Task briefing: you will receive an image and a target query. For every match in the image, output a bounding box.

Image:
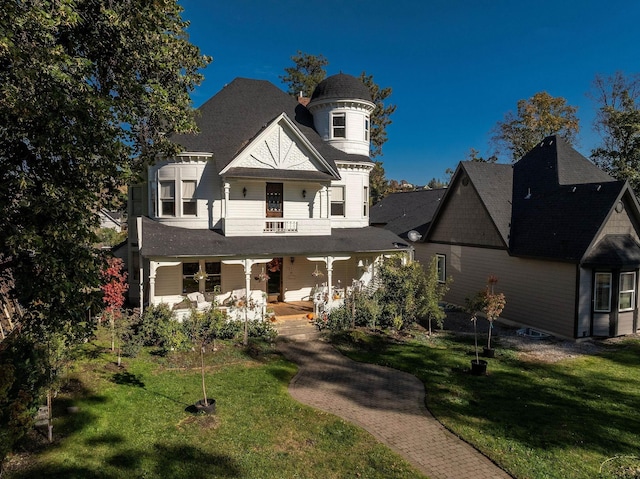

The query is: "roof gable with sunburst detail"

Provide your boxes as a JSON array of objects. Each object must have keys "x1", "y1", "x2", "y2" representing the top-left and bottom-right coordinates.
[{"x1": 220, "y1": 113, "x2": 340, "y2": 180}]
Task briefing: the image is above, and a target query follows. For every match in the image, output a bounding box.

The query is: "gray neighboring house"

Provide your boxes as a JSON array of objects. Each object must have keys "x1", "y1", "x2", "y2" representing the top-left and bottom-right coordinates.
[
  {"x1": 398, "y1": 136, "x2": 640, "y2": 339},
  {"x1": 370, "y1": 188, "x2": 447, "y2": 241}
]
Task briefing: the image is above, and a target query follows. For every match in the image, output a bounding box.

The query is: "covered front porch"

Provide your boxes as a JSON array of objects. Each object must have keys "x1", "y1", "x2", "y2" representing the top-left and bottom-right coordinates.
[{"x1": 135, "y1": 216, "x2": 412, "y2": 320}]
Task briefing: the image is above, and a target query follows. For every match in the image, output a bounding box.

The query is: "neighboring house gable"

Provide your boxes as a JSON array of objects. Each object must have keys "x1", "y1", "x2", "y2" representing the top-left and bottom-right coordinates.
[{"x1": 428, "y1": 163, "x2": 509, "y2": 249}]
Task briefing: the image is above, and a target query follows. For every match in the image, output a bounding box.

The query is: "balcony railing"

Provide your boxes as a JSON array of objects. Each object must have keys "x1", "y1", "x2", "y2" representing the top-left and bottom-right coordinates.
[{"x1": 264, "y1": 220, "x2": 298, "y2": 233}]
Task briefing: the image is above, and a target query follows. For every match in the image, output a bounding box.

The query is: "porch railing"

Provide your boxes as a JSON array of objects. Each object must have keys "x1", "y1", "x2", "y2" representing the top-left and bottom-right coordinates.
[{"x1": 264, "y1": 220, "x2": 298, "y2": 233}]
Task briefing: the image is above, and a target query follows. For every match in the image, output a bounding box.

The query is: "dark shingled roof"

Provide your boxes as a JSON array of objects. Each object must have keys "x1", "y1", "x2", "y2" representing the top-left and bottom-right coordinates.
[
  {"x1": 140, "y1": 217, "x2": 410, "y2": 258},
  {"x1": 370, "y1": 189, "x2": 446, "y2": 239},
  {"x1": 171, "y1": 78, "x2": 370, "y2": 171},
  {"x1": 582, "y1": 235, "x2": 640, "y2": 267},
  {"x1": 461, "y1": 162, "x2": 514, "y2": 245},
  {"x1": 509, "y1": 136, "x2": 622, "y2": 260},
  {"x1": 310, "y1": 73, "x2": 372, "y2": 103}
]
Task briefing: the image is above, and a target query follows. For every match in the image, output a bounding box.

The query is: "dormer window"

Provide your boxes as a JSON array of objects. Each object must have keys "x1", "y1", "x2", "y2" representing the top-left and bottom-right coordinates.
[
  {"x1": 332, "y1": 113, "x2": 346, "y2": 138},
  {"x1": 160, "y1": 181, "x2": 175, "y2": 216},
  {"x1": 364, "y1": 118, "x2": 370, "y2": 141}
]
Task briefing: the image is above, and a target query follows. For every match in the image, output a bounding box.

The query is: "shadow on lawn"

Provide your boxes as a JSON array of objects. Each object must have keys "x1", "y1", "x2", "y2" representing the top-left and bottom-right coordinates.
[{"x1": 10, "y1": 443, "x2": 242, "y2": 479}]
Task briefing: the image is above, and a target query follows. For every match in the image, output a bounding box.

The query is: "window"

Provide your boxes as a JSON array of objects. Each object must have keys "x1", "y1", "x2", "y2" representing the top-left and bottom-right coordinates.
[
  {"x1": 594, "y1": 272, "x2": 612, "y2": 312},
  {"x1": 364, "y1": 118, "x2": 370, "y2": 141},
  {"x1": 332, "y1": 113, "x2": 345, "y2": 138},
  {"x1": 331, "y1": 186, "x2": 345, "y2": 216},
  {"x1": 160, "y1": 181, "x2": 175, "y2": 217},
  {"x1": 183, "y1": 262, "x2": 199, "y2": 294},
  {"x1": 205, "y1": 262, "x2": 222, "y2": 292},
  {"x1": 363, "y1": 186, "x2": 368, "y2": 217},
  {"x1": 436, "y1": 254, "x2": 446, "y2": 283},
  {"x1": 182, "y1": 180, "x2": 197, "y2": 216},
  {"x1": 619, "y1": 272, "x2": 636, "y2": 312}
]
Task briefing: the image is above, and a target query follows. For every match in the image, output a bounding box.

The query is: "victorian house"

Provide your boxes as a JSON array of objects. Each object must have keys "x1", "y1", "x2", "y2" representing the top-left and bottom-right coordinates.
[{"x1": 127, "y1": 74, "x2": 410, "y2": 318}]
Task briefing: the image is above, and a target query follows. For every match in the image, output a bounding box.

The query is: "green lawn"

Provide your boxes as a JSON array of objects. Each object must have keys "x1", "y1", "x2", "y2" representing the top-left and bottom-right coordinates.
[
  {"x1": 332, "y1": 330, "x2": 640, "y2": 479},
  {"x1": 6, "y1": 337, "x2": 424, "y2": 479}
]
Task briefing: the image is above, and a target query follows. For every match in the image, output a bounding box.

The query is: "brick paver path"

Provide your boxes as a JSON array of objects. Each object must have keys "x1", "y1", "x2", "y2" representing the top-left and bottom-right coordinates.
[{"x1": 278, "y1": 340, "x2": 512, "y2": 479}]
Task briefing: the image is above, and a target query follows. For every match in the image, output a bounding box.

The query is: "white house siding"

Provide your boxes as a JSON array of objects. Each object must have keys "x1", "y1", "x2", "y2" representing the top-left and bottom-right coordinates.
[
  {"x1": 149, "y1": 158, "x2": 216, "y2": 229},
  {"x1": 416, "y1": 243, "x2": 578, "y2": 339},
  {"x1": 331, "y1": 164, "x2": 371, "y2": 228},
  {"x1": 429, "y1": 179, "x2": 504, "y2": 248},
  {"x1": 309, "y1": 103, "x2": 371, "y2": 156}
]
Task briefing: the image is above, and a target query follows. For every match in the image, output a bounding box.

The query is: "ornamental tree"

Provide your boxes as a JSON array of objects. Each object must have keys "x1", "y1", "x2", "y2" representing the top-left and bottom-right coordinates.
[{"x1": 101, "y1": 257, "x2": 128, "y2": 352}]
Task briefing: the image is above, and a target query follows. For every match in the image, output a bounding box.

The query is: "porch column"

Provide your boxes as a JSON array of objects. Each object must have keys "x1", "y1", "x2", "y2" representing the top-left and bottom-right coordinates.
[
  {"x1": 223, "y1": 182, "x2": 230, "y2": 218},
  {"x1": 307, "y1": 255, "x2": 351, "y2": 299},
  {"x1": 222, "y1": 258, "x2": 273, "y2": 346},
  {"x1": 149, "y1": 261, "x2": 157, "y2": 307}
]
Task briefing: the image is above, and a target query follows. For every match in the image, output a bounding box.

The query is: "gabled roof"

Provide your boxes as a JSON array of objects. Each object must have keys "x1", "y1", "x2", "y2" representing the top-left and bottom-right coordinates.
[
  {"x1": 139, "y1": 217, "x2": 409, "y2": 258},
  {"x1": 510, "y1": 136, "x2": 623, "y2": 260},
  {"x1": 370, "y1": 189, "x2": 446, "y2": 239},
  {"x1": 460, "y1": 162, "x2": 513, "y2": 245},
  {"x1": 171, "y1": 78, "x2": 370, "y2": 172},
  {"x1": 582, "y1": 235, "x2": 640, "y2": 267}
]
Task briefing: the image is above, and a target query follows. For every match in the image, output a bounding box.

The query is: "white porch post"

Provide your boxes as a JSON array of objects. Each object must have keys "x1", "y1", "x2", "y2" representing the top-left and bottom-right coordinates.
[
  {"x1": 149, "y1": 261, "x2": 157, "y2": 307},
  {"x1": 222, "y1": 257, "x2": 273, "y2": 346},
  {"x1": 223, "y1": 182, "x2": 230, "y2": 218},
  {"x1": 325, "y1": 186, "x2": 331, "y2": 219},
  {"x1": 327, "y1": 256, "x2": 334, "y2": 299}
]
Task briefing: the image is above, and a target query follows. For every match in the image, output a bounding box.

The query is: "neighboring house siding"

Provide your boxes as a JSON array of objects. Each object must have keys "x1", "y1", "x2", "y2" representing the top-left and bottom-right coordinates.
[
  {"x1": 594, "y1": 195, "x2": 640, "y2": 245},
  {"x1": 429, "y1": 179, "x2": 504, "y2": 247},
  {"x1": 618, "y1": 310, "x2": 635, "y2": 335},
  {"x1": 416, "y1": 243, "x2": 577, "y2": 338}
]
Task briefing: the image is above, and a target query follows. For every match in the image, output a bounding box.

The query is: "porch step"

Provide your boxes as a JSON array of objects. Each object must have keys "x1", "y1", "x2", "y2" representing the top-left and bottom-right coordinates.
[{"x1": 275, "y1": 317, "x2": 321, "y2": 342}]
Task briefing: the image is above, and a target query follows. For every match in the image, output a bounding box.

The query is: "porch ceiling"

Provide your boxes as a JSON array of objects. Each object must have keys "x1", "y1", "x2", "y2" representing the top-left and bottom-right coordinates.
[{"x1": 139, "y1": 216, "x2": 410, "y2": 258}]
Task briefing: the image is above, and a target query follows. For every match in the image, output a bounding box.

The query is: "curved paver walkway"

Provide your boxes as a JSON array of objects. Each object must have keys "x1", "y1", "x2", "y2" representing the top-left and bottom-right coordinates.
[{"x1": 277, "y1": 340, "x2": 512, "y2": 479}]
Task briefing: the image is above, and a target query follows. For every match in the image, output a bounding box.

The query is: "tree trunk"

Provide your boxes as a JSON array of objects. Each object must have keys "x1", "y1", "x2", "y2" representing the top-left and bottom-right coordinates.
[
  {"x1": 200, "y1": 345, "x2": 208, "y2": 407},
  {"x1": 487, "y1": 321, "x2": 493, "y2": 350}
]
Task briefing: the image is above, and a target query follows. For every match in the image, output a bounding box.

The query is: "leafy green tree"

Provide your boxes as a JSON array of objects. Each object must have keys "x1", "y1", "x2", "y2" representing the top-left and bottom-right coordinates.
[
  {"x1": 369, "y1": 161, "x2": 389, "y2": 204},
  {"x1": 423, "y1": 256, "x2": 450, "y2": 335},
  {"x1": 359, "y1": 72, "x2": 397, "y2": 158},
  {"x1": 280, "y1": 50, "x2": 329, "y2": 97},
  {"x1": 0, "y1": 1, "x2": 209, "y2": 344},
  {"x1": 492, "y1": 92, "x2": 580, "y2": 162},
  {"x1": 465, "y1": 148, "x2": 498, "y2": 163},
  {"x1": 426, "y1": 178, "x2": 447, "y2": 189},
  {"x1": 590, "y1": 72, "x2": 640, "y2": 194},
  {"x1": 0, "y1": 1, "x2": 208, "y2": 461}
]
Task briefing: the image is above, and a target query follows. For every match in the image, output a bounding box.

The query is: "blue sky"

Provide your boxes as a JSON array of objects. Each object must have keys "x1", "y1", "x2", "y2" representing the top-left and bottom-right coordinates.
[{"x1": 181, "y1": 0, "x2": 640, "y2": 185}]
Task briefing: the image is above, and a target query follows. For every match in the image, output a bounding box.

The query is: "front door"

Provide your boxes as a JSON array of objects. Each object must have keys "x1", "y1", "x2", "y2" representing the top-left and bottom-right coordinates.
[
  {"x1": 266, "y1": 258, "x2": 282, "y2": 302},
  {"x1": 266, "y1": 183, "x2": 283, "y2": 218}
]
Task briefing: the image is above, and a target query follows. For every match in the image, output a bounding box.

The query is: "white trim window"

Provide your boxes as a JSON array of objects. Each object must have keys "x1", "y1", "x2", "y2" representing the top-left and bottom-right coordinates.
[
  {"x1": 160, "y1": 181, "x2": 175, "y2": 217},
  {"x1": 364, "y1": 118, "x2": 370, "y2": 141},
  {"x1": 436, "y1": 254, "x2": 446, "y2": 283},
  {"x1": 183, "y1": 262, "x2": 200, "y2": 294},
  {"x1": 332, "y1": 113, "x2": 346, "y2": 138},
  {"x1": 594, "y1": 272, "x2": 612, "y2": 312},
  {"x1": 330, "y1": 186, "x2": 345, "y2": 216},
  {"x1": 182, "y1": 180, "x2": 197, "y2": 216},
  {"x1": 619, "y1": 272, "x2": 636, "y2": 312}
]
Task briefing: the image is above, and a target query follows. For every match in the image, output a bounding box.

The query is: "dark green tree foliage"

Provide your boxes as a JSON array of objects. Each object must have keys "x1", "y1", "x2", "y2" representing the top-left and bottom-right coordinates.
[
  {"x1": 590, "y1": 72, "x2": 640, "y2": 194},
  {"x1": 280, "y1": 50, "x2": 328, "y2": 97},
  {"x1": 369, "y1": 161, "x2": 389, "y2": 204},
  {"x1": 0, "y1": 1, "x2": 209, "y2": 341},
  {"x1": 359, "y1": 72, "x2": 397, "y2": 159},
  {"x1": 492, "y1": 92, "x2": 580, "y2": 162},
  {"x1": 465, "y1": 148, "x2": 498, "y2": 163},
  {"x1": 0, "y1": 1, "x2": 208, "y2": 462}
]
